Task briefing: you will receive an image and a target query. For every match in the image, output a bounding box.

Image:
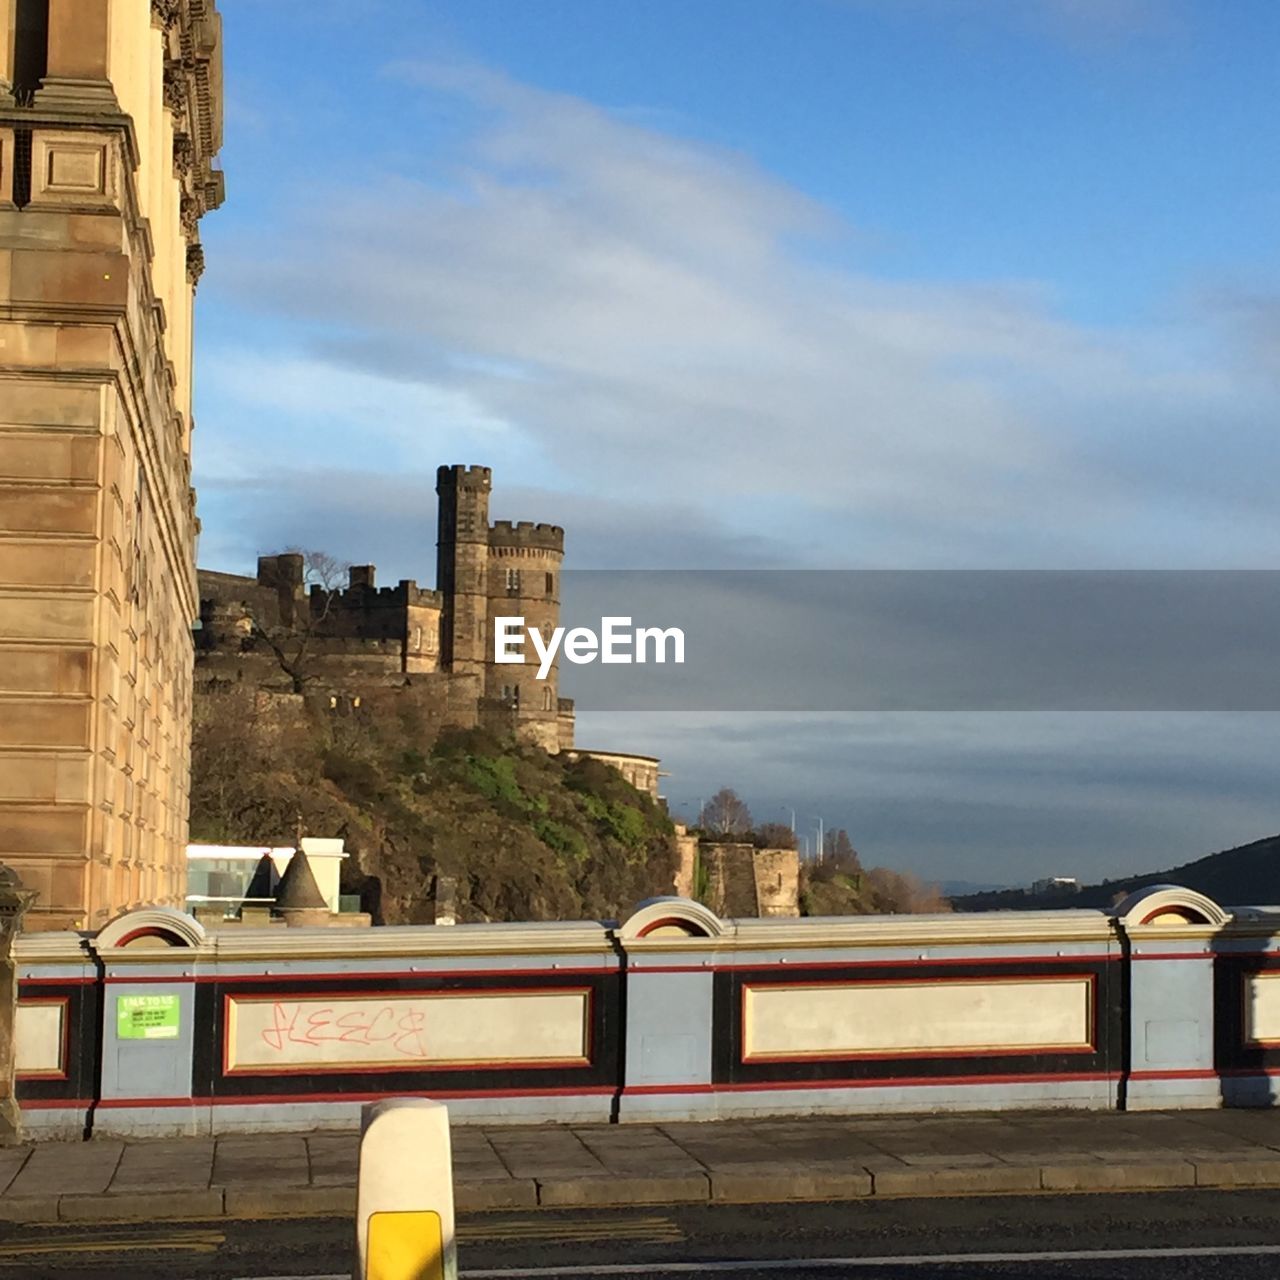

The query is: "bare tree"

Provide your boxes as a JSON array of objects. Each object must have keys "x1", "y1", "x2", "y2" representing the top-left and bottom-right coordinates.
[
  {"x1": 823, "y1": 828, "x2": 860, "y2": 867},
  {"x1": 864, "y1": 866, "x2": 951, "y2": 915},
  {"x1": 245, "y1": 547, "x2": 349, "y2": 694},
  {"x1": 753, "y1": 821, "x2": 798, "y2": 850},
  {"x1": 699, "y1": 787, "x2": 753, "y2": 837}
]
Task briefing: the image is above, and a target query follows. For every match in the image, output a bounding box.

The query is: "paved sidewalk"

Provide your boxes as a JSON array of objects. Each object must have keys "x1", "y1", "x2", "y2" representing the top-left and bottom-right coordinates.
[{"x1": 4, "y1": 1109, "x2": 1280, "y2": 1223}]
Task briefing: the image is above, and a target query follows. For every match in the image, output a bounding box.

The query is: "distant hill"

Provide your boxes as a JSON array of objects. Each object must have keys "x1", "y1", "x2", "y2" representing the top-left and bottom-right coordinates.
[
  {"x1": 953, "y1": 833, "x2": 1280, "y2": 913},
  {"x1": 941, "y1": 879, "x2": 1010, "y2": 897}
]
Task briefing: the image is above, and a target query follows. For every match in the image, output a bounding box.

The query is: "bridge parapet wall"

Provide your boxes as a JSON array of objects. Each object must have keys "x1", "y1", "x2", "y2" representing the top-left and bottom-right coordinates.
[{"x1": 11, "y1": 887, "x2": 1275, "y2": 1137}]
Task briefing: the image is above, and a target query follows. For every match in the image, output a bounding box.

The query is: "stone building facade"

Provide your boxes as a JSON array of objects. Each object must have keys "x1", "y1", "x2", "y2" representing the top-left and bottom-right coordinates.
[
  {"x1": 563, "y1": 750, "x2": 662, "y2": 799},
  {"x1": 0, "y1": 1, "x2": 223, "y2": 929},
  {"x1": 196, "y1": 464, "x2": 576, "y2": 753}
]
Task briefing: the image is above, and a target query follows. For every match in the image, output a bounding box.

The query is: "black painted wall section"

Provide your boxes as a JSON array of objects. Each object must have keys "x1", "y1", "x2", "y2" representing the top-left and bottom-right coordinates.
[{"x1": 711, "y1": 959, "x2": 1125, "y2": 1087}]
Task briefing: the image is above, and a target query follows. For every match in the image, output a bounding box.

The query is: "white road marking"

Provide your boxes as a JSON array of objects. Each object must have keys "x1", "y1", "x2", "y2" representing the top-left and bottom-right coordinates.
[{"x1": 233, "y1": 1241, "x2": 1280, "y2": 1280}]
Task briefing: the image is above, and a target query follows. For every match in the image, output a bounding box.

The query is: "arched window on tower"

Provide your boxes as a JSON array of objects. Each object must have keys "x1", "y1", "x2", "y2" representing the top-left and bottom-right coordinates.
[{"x1": 542, "y1": 686, "x2": 553, "y2": 711}]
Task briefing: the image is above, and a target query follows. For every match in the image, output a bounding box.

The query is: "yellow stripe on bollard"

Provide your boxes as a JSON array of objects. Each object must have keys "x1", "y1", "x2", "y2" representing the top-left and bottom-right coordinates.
[{"x1": 366, "y1": 1209, "x2": 444, "y2": 1280}]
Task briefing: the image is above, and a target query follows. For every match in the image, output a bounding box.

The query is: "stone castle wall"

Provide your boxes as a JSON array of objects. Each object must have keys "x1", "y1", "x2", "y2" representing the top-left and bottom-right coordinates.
[
  {"x1": 698, "y1": 841, "x2": 800, "y2": 918},
  {"x1": 753, "y1": 847, "x2": 801, "y2": 918},
  {"x1": 197, "y1": 465, "x2": 574, "y2": 752}
]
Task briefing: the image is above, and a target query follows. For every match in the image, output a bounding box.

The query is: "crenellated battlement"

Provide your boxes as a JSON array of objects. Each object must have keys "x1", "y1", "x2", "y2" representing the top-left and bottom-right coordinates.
[
  {"x1": 310, "y1": 579, "x2": 443, "y2": 611},
  {"x1": 488, "y1": 520, "x2": 565, "y2": 552},
  {"x1": 436, "y1": 463, "x2": 493, "y2": 492}
]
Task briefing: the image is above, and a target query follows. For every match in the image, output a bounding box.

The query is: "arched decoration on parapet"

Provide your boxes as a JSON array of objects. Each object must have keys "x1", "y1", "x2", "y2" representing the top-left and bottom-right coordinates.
[
  {"x1": 95, "y1": 906, "x2": 207, "y2": 950},
  {"x1": 617, "y1": 897, "x2": 726, "y2": 940},
  {"x1": 1112, "y1": 885, "x2": 1230, "y2": 929}
]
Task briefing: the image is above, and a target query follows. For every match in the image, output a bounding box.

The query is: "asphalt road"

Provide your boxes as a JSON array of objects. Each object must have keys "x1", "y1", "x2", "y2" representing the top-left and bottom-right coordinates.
[{"x1": 4, "y1": 1189, "x2": 1280, "y2": 1279}]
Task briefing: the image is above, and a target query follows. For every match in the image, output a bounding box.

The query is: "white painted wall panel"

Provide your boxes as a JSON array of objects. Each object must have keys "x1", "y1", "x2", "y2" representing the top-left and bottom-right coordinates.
[
  {"x1": 15, "y1": 1000, "x2": 64, "y2": 1076},
  {"x1": 743, "y1": 977, "x2": 1092, "y2": 1060},
  {"x1": 1243, "y1": 971, "x2": 1280, "y2": 1044},
  {"x1": 225, "y1": 990, "x2": 590, "y2": 1071}
]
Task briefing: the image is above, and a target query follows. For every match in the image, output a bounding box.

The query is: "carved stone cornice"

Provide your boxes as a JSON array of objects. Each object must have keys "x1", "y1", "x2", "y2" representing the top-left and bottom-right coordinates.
[
  {"x1": 180, "y1": 193, "x2": 200, "y2": 239},
  {"x1": 160, "y1": 2, "x2": 224, "y2": 252},
  {"x1": 172, "y1": 132, "x2": 194, "y2": 179},
  {"x1": 162, "y1": 64, "x2": 187, "y2": 120},
  {"x1": 172, "y1": 1, "x2": 224, "y2": 171},
  {"x1": 186, "y1": 242, "x2": 206, "y2": 286},
  {"x1": 151, "y1": 0, "x2": 181, "y2": 30}
]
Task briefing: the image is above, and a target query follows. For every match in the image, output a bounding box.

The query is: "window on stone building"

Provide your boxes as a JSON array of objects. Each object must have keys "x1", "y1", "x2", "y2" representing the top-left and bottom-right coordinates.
[
  {"x1": 542, "y1": 686, "x2": 553, "y2": 711},
  {"x1": 545, "y1": 572, "x2": 555, "y2": 595},
  {"x1": 13, "y1": 0, "x2": 48, "y2": 109},
  {"x1": 506, "y1": 567, "x2": 520, "y2": 595},
  {"x1": 413, "y1": 626, "x2": 422, "y2": 651}
]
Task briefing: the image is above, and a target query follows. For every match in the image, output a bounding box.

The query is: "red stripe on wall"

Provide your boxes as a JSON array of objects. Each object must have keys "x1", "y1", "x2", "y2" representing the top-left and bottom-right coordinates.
[
  {"x1": 1127, "y1": 1069, "x2": 1220, "y2": 1081},
  {"x1": 87, "y1": 1084, "x2": 619, "y2": 1109},
  {"x1": 625, "y1": 1071, "x2": 1118, "y2": 1096}
]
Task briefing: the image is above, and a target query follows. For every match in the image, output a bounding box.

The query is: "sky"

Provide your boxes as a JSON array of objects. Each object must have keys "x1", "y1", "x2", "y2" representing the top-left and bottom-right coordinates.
[{"x1": 195, "y1": 0, "x2": 1280, "y2": 889}]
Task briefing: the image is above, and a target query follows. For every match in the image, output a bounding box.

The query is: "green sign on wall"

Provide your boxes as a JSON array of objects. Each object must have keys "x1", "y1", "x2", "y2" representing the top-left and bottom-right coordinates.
[{"x1": 116, "y1": 993, "x2": 180, "y2": 1040}]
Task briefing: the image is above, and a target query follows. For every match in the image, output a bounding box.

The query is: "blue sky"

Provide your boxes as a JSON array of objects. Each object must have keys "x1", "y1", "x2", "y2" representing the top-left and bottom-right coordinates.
[{"x1": 194, "y1": 1, "x2": 1280, "y2": 887}]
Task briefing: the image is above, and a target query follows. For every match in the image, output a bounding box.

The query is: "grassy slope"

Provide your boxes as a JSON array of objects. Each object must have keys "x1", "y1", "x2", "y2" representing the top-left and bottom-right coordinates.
[{"x1": 190, "y1": 689, "x2": 677, "y2": 924}]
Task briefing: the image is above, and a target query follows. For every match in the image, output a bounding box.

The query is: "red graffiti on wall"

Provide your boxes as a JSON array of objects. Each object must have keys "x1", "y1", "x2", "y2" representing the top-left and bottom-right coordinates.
[{"x1": 258, "y1": 1001, "x2": 429, "y2": 1059}]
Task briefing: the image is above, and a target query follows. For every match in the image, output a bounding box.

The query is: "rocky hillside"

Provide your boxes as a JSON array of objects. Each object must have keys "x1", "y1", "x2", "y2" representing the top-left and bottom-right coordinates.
[{"x1": 190, "y1": 687, "x2": 677, "y2": 924}]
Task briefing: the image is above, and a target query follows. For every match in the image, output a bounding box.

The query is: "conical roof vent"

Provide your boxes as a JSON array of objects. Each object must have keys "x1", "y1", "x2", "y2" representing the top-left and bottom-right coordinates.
[
  {"x1": 243, "y1": 853, "x2": 276, "y2": 903},
  {"x1": 274, "y1": 848, "x2": 328, "y2": 912}
]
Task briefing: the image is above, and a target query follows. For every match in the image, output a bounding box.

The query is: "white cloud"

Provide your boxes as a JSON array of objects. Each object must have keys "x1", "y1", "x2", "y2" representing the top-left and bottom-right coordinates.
[
  {"x1": 195, "y1": 347, "x2": 539, "y2": 481},
  {"x1": 205, "y1": 60, "x2": 1279, "y2": 568}
]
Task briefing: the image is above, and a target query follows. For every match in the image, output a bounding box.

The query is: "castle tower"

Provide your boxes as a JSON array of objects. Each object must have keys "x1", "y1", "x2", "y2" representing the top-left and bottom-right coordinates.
[
  {"x1": 486, "y1": 520, "x2": 564, "y2": 753},
  {"x1": 0, "y1": 2, "x2": 224, "y2": 928},
  {"x1": 436, "y1": 465, "x2": 492, "y2": 679}
]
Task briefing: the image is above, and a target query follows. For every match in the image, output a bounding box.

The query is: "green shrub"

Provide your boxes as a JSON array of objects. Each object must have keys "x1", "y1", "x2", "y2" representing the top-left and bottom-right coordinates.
[
  {"x1": 322, "y1": 750, "x2": 383, "y2": 799},
  {"x1": 453, "y1": 754, "x2": 525, "y2": 810},
  {"x1": 534, "y1": 818, "x2": 588, "y2": 861}
]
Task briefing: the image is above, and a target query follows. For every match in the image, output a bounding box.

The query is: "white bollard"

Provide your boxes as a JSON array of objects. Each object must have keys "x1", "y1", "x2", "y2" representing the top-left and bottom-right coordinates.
[{"x1": 354, "y1": 1097, "x2": 458, "y2": 1280}]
